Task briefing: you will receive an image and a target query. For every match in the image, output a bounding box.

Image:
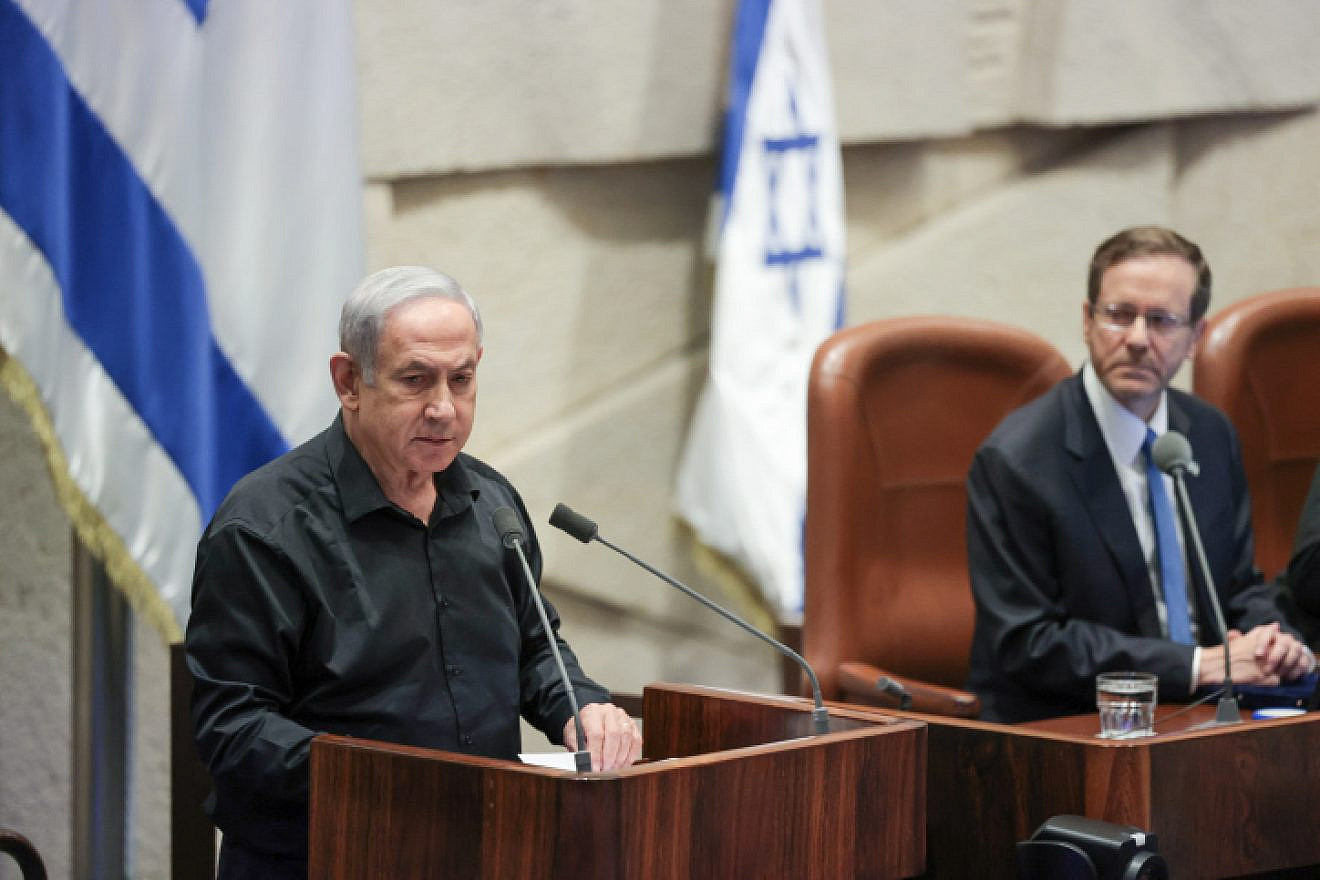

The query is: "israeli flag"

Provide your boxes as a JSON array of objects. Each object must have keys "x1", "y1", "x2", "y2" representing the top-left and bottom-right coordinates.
[
  {"x1": 676, "y1": 0, "x2": 845, "y2": 613},
  {"x1": 0, "y1": 0, "x2": 364, "y2": 638}
]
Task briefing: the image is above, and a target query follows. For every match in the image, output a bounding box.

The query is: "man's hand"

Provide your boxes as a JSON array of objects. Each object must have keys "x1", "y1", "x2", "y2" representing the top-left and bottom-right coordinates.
[
  {"x1": 1197, "y1": 624, "x2": 1316, "y2": 687},
  {"x1": 1248, "y1": 622, "x2": 1316, "y2": 681},
  {"x1": 562, "y1": 702, "x2": 643, "y2": 771}
]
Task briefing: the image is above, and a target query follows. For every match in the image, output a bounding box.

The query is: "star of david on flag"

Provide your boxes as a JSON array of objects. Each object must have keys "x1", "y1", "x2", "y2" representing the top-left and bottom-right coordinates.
[{"x1": 677, "y1": 0, "x2": 845, "y2": 613}]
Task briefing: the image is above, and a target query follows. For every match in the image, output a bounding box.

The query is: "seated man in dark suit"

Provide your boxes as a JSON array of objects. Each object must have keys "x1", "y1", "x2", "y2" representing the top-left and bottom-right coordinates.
[
  {"x1": 966, "y1": 226, "x2": 1315, "y2": 723},
  {"x1": 1284, "y1": 462, "x2": 1320, "y2": 647}
]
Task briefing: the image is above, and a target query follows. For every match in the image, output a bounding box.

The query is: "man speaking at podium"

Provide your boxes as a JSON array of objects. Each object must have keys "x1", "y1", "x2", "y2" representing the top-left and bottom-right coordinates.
[
  {"x1": 966, "y1": 226, "x2": 1315, "y2": 723},
  {"x1": 185, "y1": 266, "x2": 642, "y2": 878}
]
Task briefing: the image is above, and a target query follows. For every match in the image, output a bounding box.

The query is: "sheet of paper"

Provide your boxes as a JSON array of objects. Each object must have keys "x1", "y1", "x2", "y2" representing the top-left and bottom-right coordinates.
[{"x1": 518, "y1": 752, "x2": 581, "y2": 771}]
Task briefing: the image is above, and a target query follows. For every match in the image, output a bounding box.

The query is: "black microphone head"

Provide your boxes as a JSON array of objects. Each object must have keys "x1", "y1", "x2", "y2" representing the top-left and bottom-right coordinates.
[
  {"x1": 492, "y1": 506, "x2": 524, "y2": 549},
  {"x1": 1152, "y1": 430, "x2": 1195, "y2": 475},
  {"x1": 549, "y1": 503, "x2": 597, "y2": 543}
]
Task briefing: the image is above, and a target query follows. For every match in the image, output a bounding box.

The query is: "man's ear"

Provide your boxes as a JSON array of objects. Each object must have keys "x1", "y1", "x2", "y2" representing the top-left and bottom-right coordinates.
[
  {"x1": 1186, "y1": 318, "x2": 1208, "y2": 360},
  {"x1": 329, "y1": 352, "x2": 361, "y2": 411}
]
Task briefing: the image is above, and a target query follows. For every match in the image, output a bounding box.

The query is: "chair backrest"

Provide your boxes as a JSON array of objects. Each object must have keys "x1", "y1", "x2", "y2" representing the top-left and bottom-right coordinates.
[
  {"x1": 1193, "y1": 287, "x2": 1320, "y2": 579},
  {"x1": 803, "y1": 316, "x2": 1072, "y2": 698},
  {"x1": 0, "y1": 829, "x2": 47, "y2": 880}
]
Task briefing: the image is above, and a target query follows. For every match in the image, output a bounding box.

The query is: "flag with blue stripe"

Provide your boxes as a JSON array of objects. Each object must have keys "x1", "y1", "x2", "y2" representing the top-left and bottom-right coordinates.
[
  {"x1": 0, "y1": 0, "x2": 363, "y2": 638},
  {"x1": 676, "y1": 0, "x2": 845, "y2": 613}
]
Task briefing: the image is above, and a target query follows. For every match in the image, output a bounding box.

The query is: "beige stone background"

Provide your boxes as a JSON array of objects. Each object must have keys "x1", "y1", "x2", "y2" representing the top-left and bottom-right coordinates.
[{"x1": 4, "y1": 1, "x2": 1320, "y2": 876}]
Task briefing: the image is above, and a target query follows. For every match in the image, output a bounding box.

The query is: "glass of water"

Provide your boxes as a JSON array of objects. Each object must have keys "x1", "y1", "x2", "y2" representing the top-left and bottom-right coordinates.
[{"x1": 1096, "y1": 672, "x2": 1157, "y2": 738}]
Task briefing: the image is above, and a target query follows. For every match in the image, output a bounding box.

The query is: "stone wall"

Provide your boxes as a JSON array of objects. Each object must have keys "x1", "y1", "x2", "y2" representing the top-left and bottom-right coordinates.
[
  {"x1": 3, "y1": 2, "x2": 1319, "y2": 874},
  {"x1": 0, "y1": 358, "x2": 73, "y2": 879}
]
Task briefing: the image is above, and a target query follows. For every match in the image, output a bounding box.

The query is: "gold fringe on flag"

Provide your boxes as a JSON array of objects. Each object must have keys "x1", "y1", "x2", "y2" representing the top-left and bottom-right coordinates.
[
  {"x1": 672, "y1": 516, "x2": 785, "y2": 638},
  {"x1": 0, "y1": 349, "x2": 183, "y2": 643}
]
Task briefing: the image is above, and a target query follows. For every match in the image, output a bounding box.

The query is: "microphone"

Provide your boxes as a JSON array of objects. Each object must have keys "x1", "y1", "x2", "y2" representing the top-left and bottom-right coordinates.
[
  {"x1": 874, "y1": 676, "x2": 915, "y2": 711},
  {"x1": 492, "y1": 506, "x2": 593, "y2": 771},
  {"x1": 1151, "y1": 430, "x2": 1200, "y2": 478},
  {"x1": 549, "y1": 503, "x2": 832, "y2": 735},
  {"x1": 1151, "y1": 430, "x2": 1240, "y2": 726}
]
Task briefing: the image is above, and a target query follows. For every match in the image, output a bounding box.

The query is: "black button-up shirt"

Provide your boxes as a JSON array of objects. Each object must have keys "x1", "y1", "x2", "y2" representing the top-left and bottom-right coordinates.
[{"x1": 185, "y1": 414, "x2": 608, "y2": 864}]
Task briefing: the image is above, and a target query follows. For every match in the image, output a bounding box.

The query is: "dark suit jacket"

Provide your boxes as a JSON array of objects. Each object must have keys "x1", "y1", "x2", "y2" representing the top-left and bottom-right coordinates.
[
  {"x1": 966, "y1": 372, "x2": 1296, "y2": 722},
  {"x1": 1285, "y1": 463, "x2": 1320, "y2": 644}
]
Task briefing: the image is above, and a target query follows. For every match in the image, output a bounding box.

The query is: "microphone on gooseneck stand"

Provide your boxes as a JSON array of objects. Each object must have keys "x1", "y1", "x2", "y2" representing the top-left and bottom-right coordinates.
[
  {"x1": 1151, "y1": 430, "x2": 1241, "y2": 726},
  {"x1": 492, "y1": 506, "x2": 593, "y2": 771},
  {"x1": 548, "y1": 502, "x2": 832, "y2": 735},
  {"x1": 874, "y1": 676, "x2": 914, "y2": 711}
]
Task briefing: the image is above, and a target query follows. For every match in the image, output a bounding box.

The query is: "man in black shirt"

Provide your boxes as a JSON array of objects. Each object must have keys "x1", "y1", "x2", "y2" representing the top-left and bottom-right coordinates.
[{"x1": 186, "y1": 266, "x2": 642, "y2": 878}]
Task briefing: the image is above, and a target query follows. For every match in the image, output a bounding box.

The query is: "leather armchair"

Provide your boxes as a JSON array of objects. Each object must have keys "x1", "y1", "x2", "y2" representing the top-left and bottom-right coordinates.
[
  {"x1": 1193, "y1": 287, "x2": 1320, "y2": 579},
  {"x1": 803, "y1": 316, "x2": 1071, "y2": 716},
  {"x1": 0, "y1": 829, "x2": 46, "y2": 880}
]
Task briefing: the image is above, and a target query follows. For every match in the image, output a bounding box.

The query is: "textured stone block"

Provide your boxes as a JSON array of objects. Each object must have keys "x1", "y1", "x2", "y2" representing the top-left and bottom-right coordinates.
[
  {"x1": 1015, "y1": 1, "x2": 1320, "y2": 125},
  {"x1": 495, "y1": 352, "x2": 714, "y2": 620},
  {"x1": 847, "y1": 125, "x2": 1176, "y2": 370},
  {"x1": 356, "y1": 0, "x2": 981, "y2": 176},
  {"x1": 357, "y1": 1, "x2": 1320, "y2": 175},
  {"x1": 829, "y1": 0, "x2": 973, "y2": 142},
  {"x1": 356, "y1": 0, "x2": 733, "y2": 175},
  {"x1": 0, "y1": 376, "x2": 73, "y2": 879},
  {"x1": 843, "y1": 126, "x2": 1096, "y2": 256},
  {"x1": 1173, "y1": 108, "x2": 1320, "y2": 305},
  {"x1": 366, "y1": 159, "x2": 714, "y2": 454}
]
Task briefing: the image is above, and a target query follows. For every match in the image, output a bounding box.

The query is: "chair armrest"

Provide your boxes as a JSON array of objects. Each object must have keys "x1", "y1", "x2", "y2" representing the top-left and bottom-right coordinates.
[{"x1": 837, "y1": 660, "x2": 981, "y2": 718}]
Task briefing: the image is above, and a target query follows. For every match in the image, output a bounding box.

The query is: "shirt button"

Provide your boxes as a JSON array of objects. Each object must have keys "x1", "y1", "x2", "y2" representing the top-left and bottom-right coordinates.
[
  {"x1": 448, "y1": 665, "x2": 461, "y2": 676},
  {"x1": 463, "y1": 735, "x2": 473, "y2": 746}
]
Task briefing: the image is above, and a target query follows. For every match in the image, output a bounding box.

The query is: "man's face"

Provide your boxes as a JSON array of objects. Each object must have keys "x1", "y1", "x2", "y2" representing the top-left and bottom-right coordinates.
[
  {"x1": 339, "y1": 297, "x2": 481, "y2": 480},
  {"x1": 1082, "y1": 254, "x2": 1205, "y2": 421}
]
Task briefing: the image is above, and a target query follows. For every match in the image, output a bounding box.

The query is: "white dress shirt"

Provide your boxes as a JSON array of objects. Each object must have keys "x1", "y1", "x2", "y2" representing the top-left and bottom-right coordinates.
[{"x1": 1081, "y1": 362, "x2": 1203, "y2": 686}]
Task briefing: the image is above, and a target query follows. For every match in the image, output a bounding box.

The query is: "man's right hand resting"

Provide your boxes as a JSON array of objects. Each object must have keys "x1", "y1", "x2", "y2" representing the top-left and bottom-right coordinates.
[{"x1": 1196, "y1": 622, "x2": 1315, "y2": 687}]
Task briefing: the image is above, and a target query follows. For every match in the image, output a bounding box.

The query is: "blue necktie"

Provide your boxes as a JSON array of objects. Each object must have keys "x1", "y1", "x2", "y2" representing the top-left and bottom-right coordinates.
[{"x1": 1143, "y1": 428, "x2": 1193, "y2": 644}]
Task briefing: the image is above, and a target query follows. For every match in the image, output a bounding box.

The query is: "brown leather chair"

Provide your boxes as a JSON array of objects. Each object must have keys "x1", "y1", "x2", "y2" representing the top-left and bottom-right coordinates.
[
  {"x1": 803, "y1": 316, "x2": 1072, "y2": 716},
  {"x1": 1193, "y1": 287, "x2": 1320, "y2": 579},
  {"x1": 0, "y1": 829, "x2": 47, "y2": 880}
]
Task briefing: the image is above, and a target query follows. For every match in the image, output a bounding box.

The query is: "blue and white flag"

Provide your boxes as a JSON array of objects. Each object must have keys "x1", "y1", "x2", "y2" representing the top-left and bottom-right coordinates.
[
  {"x1": 676, "y1": 0, "x2": 845, "y2": 613},
  {"x1": 0, "y1": 0, "x2": 363, "y2": 639}
]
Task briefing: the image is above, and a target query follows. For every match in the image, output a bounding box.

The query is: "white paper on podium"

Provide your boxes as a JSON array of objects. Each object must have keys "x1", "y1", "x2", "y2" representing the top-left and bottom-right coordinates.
[{"x1": 518, "y1": 752, "x2": 581, "y2": 771}]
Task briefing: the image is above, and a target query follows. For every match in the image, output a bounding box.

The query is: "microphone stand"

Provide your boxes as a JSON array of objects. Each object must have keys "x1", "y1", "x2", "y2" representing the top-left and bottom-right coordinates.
[
  {"x1": 1167, "y1": 467, "x2": 1241, "y2": 726},
  {"x1": 551, "y1": 504, "x2": 830, "y2": 735},
  {"x1": 495, "y1": 508, "x2": 593, "y2": 771}
]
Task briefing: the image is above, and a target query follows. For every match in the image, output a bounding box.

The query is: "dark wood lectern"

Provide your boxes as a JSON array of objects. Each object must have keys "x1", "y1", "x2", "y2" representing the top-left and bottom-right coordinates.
[
  {"x1": 308, "y1": 684, "x2": 926, "y2": 879},
  {"x1": 911, "y1": 705, "x2": 1320, "y2": 878}
]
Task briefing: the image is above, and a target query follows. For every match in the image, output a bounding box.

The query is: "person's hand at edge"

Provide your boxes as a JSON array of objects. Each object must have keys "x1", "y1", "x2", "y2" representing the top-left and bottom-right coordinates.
[{"x1": 562, "y1": 702, "x2": 643, "y2": 771}]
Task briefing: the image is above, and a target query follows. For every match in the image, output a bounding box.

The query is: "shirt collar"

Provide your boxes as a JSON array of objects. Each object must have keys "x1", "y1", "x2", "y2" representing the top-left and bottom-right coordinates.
[
  {"x1": 1081, "y1": 361, "x2": 1169, "y2": 466},
  {"x1": 432, "y1": 450, "x2": 478, "y2": 521},
  {"x1": 327, "y1": 413, "x2": 479, "y2": 523}
]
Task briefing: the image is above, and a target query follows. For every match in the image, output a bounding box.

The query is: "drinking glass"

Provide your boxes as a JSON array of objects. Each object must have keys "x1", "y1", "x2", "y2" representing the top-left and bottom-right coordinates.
[{"x1": 1096, "y1": 672, "x2": 1157, "y2": 738}]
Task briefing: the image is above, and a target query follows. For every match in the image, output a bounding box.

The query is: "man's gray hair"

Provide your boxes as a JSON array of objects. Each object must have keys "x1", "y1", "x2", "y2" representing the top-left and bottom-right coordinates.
[{"x1": 339, "y1": 266, "x2": 484, "y2": 385}]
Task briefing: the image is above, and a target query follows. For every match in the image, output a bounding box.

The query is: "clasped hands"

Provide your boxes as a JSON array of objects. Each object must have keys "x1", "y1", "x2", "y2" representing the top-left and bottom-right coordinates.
[
  {"x1": 1196, "y1": 622, "x2": 1317, "y2": 688},
  {"x1": 561, "y1": 702, "x2": 644, "y2": 771}
]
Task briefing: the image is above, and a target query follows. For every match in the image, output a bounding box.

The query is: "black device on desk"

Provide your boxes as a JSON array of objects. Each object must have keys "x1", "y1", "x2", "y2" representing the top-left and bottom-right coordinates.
[{"x1": 1232, "y1": 670, "x2": 1320, "y2": 712}]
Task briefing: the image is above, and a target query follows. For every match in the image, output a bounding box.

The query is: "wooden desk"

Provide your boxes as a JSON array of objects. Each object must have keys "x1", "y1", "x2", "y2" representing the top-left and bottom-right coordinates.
[
  {"x1": 310, "y1": 684, "x2": 927, "y2": 879},
  {"x1": 898, "y1": 704, "x2": 1320, "y2": 878}
]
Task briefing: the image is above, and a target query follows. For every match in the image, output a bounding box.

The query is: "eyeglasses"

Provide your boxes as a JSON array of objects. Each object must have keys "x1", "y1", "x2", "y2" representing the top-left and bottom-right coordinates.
[{"x1": 1090, "y1": 303, "x2": 1193, "y2": 336}]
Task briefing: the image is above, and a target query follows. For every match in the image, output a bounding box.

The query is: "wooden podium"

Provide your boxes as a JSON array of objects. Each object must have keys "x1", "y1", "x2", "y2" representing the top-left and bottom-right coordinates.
[
  {"x1": 908, "y1": 704, "x2": 1320, "y2": 878},
  {"x1": 308, "y1": 684, "x2": 926, "y2": 879}
]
